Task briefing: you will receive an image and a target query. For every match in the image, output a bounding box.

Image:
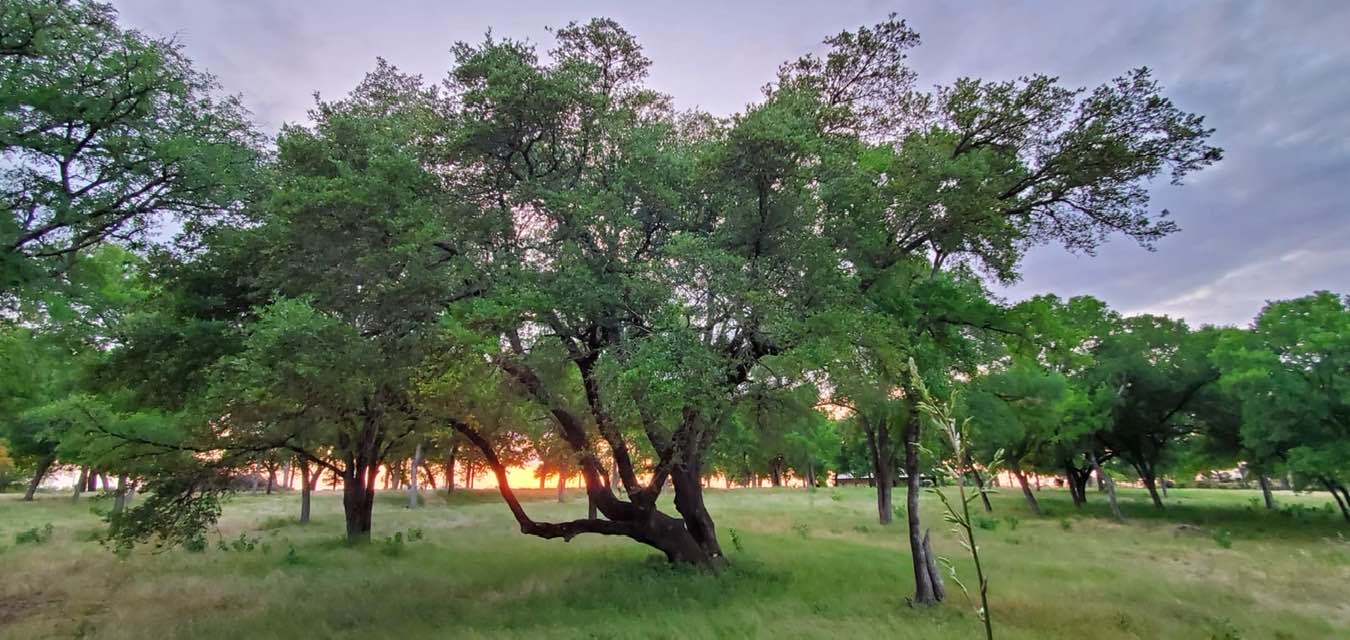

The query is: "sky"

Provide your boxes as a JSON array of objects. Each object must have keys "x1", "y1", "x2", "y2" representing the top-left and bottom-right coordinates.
[{"x1": 113, "y1": 0, "x2": 1350, "y2": 328}]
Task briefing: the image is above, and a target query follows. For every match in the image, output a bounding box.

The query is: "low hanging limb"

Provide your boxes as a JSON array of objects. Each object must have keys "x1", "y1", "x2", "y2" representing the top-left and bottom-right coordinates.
[{"x1": 448, "y1": 419, "x2": 641, "y2": 542}]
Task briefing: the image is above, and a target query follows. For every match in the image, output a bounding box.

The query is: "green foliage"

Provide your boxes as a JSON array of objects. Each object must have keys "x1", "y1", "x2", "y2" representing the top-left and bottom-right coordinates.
[
  {"x1": 0, "y1": 0, "x2": 259, "y2": 289},
  {"x1": 1212, "y1": 528, "x2": 1233, "y2": 549},
  {"x1": 15, "y1": 522, "x2": 54, "y2": 544}
]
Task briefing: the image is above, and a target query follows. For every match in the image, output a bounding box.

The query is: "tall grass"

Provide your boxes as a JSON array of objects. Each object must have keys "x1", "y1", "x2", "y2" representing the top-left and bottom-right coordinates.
[{"x1": 0, "y1": 485, "x2": 1346, "y2": 639}]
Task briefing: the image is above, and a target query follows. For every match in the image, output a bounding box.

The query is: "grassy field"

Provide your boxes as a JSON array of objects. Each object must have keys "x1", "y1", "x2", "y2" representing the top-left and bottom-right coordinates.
[{"x1": 1, "y1": 484, "x2": 1347, "y2": 639}]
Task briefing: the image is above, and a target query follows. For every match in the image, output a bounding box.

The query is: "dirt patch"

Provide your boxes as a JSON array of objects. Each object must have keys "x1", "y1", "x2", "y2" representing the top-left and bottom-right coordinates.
[{"x1": 0, "y1": 590, "x2": 61, "y2": 626}]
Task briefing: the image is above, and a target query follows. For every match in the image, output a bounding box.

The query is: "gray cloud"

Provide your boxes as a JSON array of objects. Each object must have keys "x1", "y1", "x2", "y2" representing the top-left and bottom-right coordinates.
[{"x1": 115, "y1": 0, "x2": 1350, "y2": 327}]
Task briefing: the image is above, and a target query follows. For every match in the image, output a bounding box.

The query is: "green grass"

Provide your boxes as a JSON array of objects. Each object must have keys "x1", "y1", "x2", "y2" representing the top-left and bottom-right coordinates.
[{"x1": 0, "y1": 486, "x2": 1346, "y2": 639}]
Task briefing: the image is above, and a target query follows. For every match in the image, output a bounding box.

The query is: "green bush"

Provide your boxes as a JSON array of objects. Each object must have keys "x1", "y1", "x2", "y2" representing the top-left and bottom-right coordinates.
[
  {"x1": 1213, "y1": 528, "x2": 1233, "y2": 549},
  {"x1": 15, "y1": 523, "x2": 54, "y2": 545}
]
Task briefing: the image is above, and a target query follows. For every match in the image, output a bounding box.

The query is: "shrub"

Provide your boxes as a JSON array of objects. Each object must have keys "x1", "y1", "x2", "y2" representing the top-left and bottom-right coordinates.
[
  {"x1": 1059, "y1": 517, "x2": 1072, "y2": 531},
  {"x1": 15, "y1": 523, "x2": 54, "y2": 545},
  {"x1": 728, "y1": 528, "x2": 744, "y2": 552},
  {"x1": 974, "y1": 516, "x2": 999, "y2": 531},
  {"x1": 1004, "y1": 516, "x2": 1021, "y2": 531},
  {"x1": 1212, "y1": 528, "x2": 1233, "y2": 549}
]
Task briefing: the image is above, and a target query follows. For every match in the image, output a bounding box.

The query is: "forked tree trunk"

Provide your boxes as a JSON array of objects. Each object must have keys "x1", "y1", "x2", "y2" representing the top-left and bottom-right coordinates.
[
  {"x1": 671, "y1": 461, "x2": 725, "y2": 565},
  {"x1": 342, "y1": 463, "x2": 377, "y2": 544},
  {"x1": 921, "y1": 530, "x2": 946, "y2": 602},
  {"x1": 1258, "y1": 474, "x2": 1275, "y2": 510},
  {"x1": 1012, "y1": 467, "x2": 1041, "y2": 515},
  {"x1": 23, "y1": 455, "x2": 55, "y2": 501},
  {"x1": 1140, "y1": 468, "x2": 1165, "y2": 510},
  {"x1": 1089, "y1": 452, "x2": 1124, "y2": 522},
  {"x1": 863, "y1": 418, "x2": 895, "y2": 524},
  {"x1": 904, "y1": 412, "x2": 938, "y2": 606}
]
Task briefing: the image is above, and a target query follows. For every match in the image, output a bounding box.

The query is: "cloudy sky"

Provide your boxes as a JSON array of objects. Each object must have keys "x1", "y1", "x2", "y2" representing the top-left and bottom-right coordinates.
[{"x1": 114, "y1": 0, "x2": 1349, "y2": 328}]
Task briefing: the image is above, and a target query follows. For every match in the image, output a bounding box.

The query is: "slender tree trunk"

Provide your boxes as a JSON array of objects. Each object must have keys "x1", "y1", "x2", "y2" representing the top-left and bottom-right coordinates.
[
  {"x1": 111, "y1": 474, "x2": 128, "y2": 516},
  {"x1": 1258, "y1": 474, "x2": 1276, "y2": 510},
  {"x1": 250, "y1": 466, "x2": 260, "y2": 493},
  {"x1": 1160, "y1": 476, "x2": 1168, "y2": 498},
  {"x1": 805, "y1": 463, "x2": 815, "y2": 490},
  {"x1": 281, "y1": 460, "x2": 292, "y2": 489},
  {"x1": 864, "y1": 420, "x2": 894, "y2": 524},
  {"x1": 408, "y1": 443, "x2": 423, "y2": 509},
  {"x1": 72, "y1": 466, "x2": 88, "y2": 502},
  {"x1": 904, "y1": 412, "x2": 938, "y2": 605},
  {"x1": 1012, "y1": 467, "x2": 1041, "y2": 515},
  {"x1": 86, "y1": 470, "x2": 98, "y2": 492},
  {"x1": 556, "y1": 472, "x2": 566, "y2": 503},
  {"x1": 445, "y1": 446, "x2": 457, "y2": 494},
  {"x1": 266, "y1": 466, "x2": 276, "y2": 495},
  {"x1": 299, "y1": 463, "x2": 315, "y2": 524},
  {"x1": 1089, "y1": 452, "x2": 1124, "y2": 522},
  {"x1": 23, "y1": 455, "x2": 55, "y2": 501},
  {"x1": 972, "y1": 468, "x2": 993, "y2": 513},
  {"x1": 98, "y1": 473, "x2": 110, "y2": 491},
  {"x1": 770, "y1": 458, "x2": 783, "y2": 487}
]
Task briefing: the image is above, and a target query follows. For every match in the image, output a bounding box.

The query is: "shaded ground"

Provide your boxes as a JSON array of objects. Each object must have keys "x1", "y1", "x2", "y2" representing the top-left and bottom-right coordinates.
[{"x1": 0, "y1": 485, "x2": 1346, "y2": 639}]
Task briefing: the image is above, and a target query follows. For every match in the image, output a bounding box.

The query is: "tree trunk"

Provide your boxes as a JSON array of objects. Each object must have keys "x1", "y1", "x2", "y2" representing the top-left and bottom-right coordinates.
[
  {"x1": 342, "y1": 467, "x2": 376, "y2": 544},
  {"x1": 282, "y1": 460, "x2": 292, "y2": 489},
  {"x1": 805, "y1": 463, "x2": 815, "y2": 490},
  {"x1": 556, "y1": 472, "x2": 566, "y2": 503},
  {"x1": 408, "y1": 443, "x2": 423, "y2": 509},
  {"x1": 972, "y1": 468, "x2": 993, "y2": 513},
  {"x1": 266, "y1": 466, "x2": 276, "y2": 495},
  {"x1": 1089, "y1": 451, "x2": 1124, "y2": 522},
  {"x1": 770, "y1": 459, "x2": 783, "y2": 487},
  {"x1": 904, "y1": 412, "x2": 938, "y2": 606},
  {"x1": 1012, "y1": 467, "x2": 1041, "y2": 515},
  {"x1": 922, "y1": 529, "x2": 946, "y2": 602},
  {"x1": 1258, "y1": 474, "x2": 1276, "y2": 510},
  {"x1": 98, "y1": 472, "x2": 110, "y2": 491},
  {"x1": 72, "y1": 466, "x2": 88, "y2": 502},
  {"x1": 671, "y1": 462, "x2": 725, "y2": 566},
  {"x1": 111, "y1": 474, "x2": 128, "y2": 516},
  {"x1": 1140, "y1": 468, "x2": 1165, "y2": 510},
  {"x1": 87, "y1": 470, "x2": 98, "y2": 492},
  {"x1": 299, "y1": 463, "x2": 315, "y2": 524},
  {"x1": 1325, "y1": 478, "x2": 1350, "y2": 523},
  {"x1": 250, "y1": 466, "x2": 260, "y2": 493},
  {"x1": 23, "y1": 455, "x2": 55, "y2": 501},
  {"x1": 863, "y1": 419, "x2": 894, "y2": 525},
  {"x1": 445, "y1": 447, "x2": 457, "y2": 495}
]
